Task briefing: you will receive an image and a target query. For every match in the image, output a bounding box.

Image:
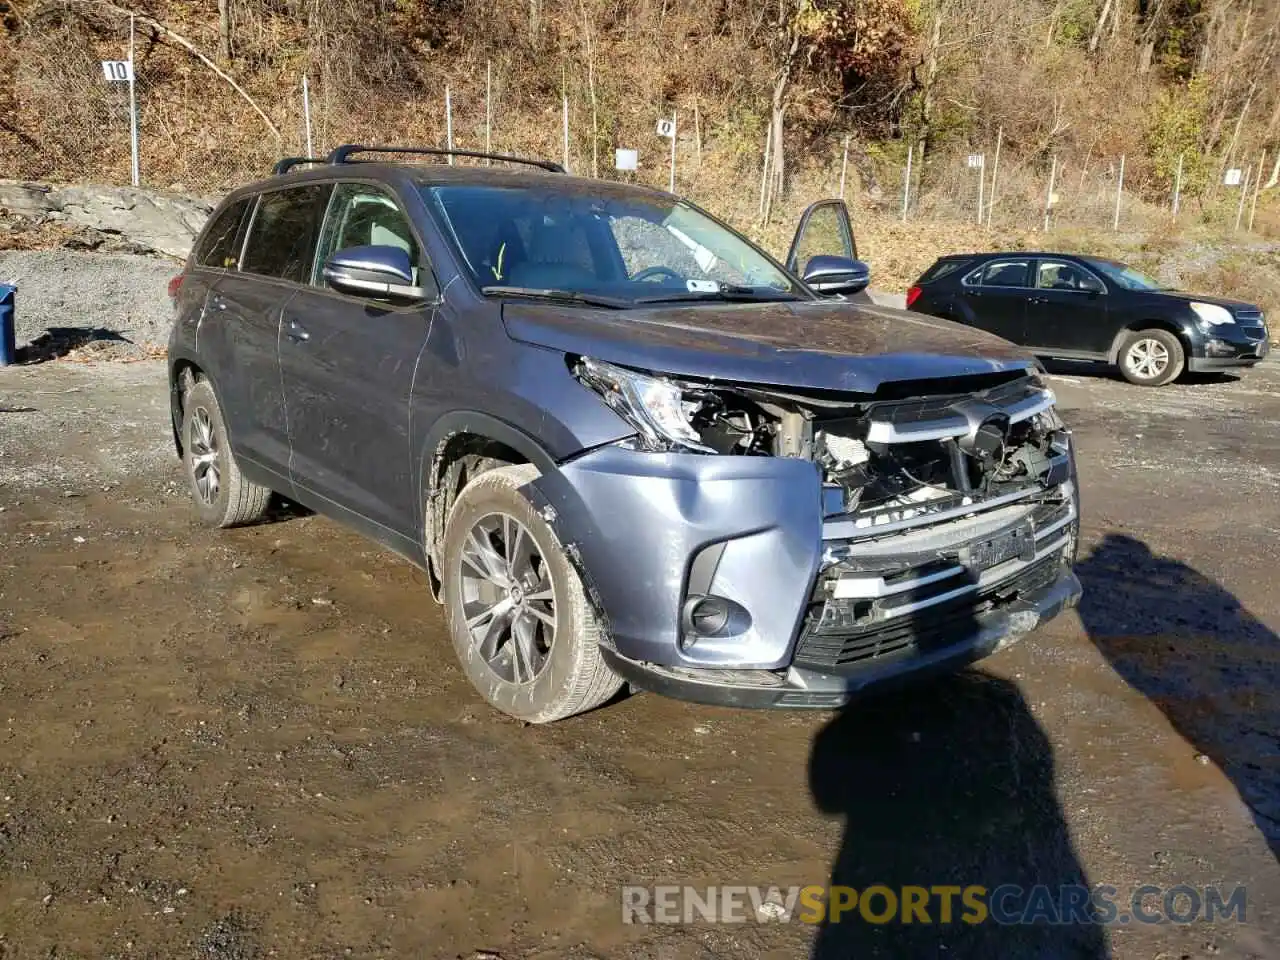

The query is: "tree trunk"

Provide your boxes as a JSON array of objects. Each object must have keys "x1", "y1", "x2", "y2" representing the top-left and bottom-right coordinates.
[
  {"x1": 217, "y1": 0, "x2": 232, "y2": 62},
  {"x1": 1088, "y1": 0, "x2": 1114, "y2": 53},
  {"x1": 915, "y1": 9, "x2": 943, "y2": 191},
  {"x1": 764, "y1": 30, "x2": 800, "y2": 221}
]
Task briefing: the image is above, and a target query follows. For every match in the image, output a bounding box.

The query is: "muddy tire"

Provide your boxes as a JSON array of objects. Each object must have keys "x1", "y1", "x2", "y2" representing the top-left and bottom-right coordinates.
[
  {"x1": 441, "y1": 463, "x2": 622, "y2": 722},
  {"x1": 181, "y1": 379, "x2": 272, "y2": 528},
  {"x1": 1118, "y1": 329, "x2": 1184, "y2": 387}
]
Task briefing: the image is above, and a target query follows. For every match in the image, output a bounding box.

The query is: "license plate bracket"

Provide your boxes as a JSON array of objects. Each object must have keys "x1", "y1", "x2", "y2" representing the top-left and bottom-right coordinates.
[{"x1": 961, "y1": 522, "x2": 1036, "y2": 572}]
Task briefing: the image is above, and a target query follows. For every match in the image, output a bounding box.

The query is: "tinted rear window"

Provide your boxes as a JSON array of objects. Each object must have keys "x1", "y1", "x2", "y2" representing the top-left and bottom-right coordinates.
[
  {"x1": 195, "y1": 198, "x2": 251, "y2": 270},
  {"x1": 918, "y1": 258, "x2": 971, "y2": 284},
  {"x1": 241, "y1": 185, "x2": 333, "y2": 283}
]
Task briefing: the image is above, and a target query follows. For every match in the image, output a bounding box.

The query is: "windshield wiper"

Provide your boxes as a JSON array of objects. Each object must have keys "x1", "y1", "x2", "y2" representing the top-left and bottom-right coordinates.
[
  {"x1": 481, "y1": 285, "x2": 629, "y2": 309},
  {"x1": 633, "y1": 283, "x2": 799, "y2": 305}
]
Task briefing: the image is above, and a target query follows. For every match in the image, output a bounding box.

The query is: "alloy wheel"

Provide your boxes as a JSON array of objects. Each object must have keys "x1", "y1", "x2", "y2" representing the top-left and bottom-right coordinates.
[
  {"x1": 188, "y1": 406, "x2": 221, "y2": 505},
  {"x1": 1125, "y1": 338, "x2": 1169, "y2": 380},
  {"x1": 458, "y1": 511, "x2": 557, "y2": 684}
]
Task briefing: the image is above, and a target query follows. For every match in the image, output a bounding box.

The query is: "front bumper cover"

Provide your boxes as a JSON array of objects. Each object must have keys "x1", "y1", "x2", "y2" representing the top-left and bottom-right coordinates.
[{"x1": 600, "y1": 566, "x2": 1082, "y2": 709}]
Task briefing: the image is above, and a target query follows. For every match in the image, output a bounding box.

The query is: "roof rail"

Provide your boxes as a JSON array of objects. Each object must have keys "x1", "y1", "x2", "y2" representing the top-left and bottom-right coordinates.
[
  {"x1": 273, "y1": 157, "x2": 327, "y2": 176},
  {"x1": 326, "y1": 144, "x2": 566, "y2": 174}
]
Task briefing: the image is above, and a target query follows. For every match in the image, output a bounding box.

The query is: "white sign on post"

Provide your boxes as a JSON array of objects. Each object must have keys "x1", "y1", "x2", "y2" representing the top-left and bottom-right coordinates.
[
  {"x1": 966, "y1": 154, "x2": 984, "y2": 169},
  {"x1": 1224, "y1": 168, "x2": 1243, "y2": 186},
  {"x1": 656, "y1": 118, "x2": 676, "y2": 139},
  {"x1": 615, "y1": 148, "x2": 638, "y2": 171},
  {"x1": 101, "y1": 60, "x2": 134, "y2": 82}
]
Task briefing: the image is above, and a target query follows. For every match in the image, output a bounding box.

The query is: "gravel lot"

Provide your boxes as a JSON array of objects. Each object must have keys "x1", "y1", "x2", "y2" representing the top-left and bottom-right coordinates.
[
  {"x1": 1, "y1": 304, "x2": 1279, "y2": 956},
  {"x1": 0, "y1": 251, "x2": 178, "y2": 360}
]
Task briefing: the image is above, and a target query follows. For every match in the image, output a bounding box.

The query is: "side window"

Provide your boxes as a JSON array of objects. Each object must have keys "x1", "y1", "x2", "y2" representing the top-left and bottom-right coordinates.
[
  {"x1": 241, "y1": 184, "x2": 332, "y2": 283},
  {"x1": 194, "y1": 198, "x2": 251, "y2": 270},
  {"x1": 980, "y1": 259, "x2": 1031, "y2": 288},
  {"x1": 1036, "y1": 261, "x2": 1104, "y2": 293},
  {"x1": 314, "y1": 183, "x2": 425, "y2": 288}
]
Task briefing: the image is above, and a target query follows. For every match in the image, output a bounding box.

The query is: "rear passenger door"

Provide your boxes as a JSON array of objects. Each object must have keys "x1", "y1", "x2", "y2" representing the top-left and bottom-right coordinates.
[
  {"x1": 206, "y1": 183, "x2": 331, "y2": 484},
  {"x1": 279, "y1": 181, "x2": 438, "y2": 546},
  {"x1": 957, "y1": 258, "x2": 1031, "y2": 344}
]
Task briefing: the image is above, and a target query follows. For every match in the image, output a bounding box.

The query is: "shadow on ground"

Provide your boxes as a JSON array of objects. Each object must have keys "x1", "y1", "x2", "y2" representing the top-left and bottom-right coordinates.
[
  {"x1": 1076, "y1": 534, "x2": 1280, "y2": 858},
  {"x1": 17, "y1": 326, "x2": 140, "y2": 363},
  {"x1": 1038, "y1": 357, "x2": 1243, "y2": 387},
  {"x1": 808, "y1": 669, "x2": 1109, "y2": 958}
]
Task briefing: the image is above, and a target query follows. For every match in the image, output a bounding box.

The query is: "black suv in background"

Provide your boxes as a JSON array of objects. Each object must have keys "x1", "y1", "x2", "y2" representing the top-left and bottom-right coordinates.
[
  {"x1": 168, "y1": 145, "x2": 1080, "y2": 722},
  {"x1": 907, "y1": 252, "x2": 1269, "y2": 386}
]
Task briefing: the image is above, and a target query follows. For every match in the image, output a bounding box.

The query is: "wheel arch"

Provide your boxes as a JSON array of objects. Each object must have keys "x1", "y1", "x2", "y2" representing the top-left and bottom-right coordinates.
[
  {"x1": 168, "y1": 355, "x2": 215, "y2": 456},
  {"x1": 1107, "y1": 319, "x2": 1193, "y2": 365},
  {"x1": 418, "y1": 412, "x2": 560, "y2": 599}
]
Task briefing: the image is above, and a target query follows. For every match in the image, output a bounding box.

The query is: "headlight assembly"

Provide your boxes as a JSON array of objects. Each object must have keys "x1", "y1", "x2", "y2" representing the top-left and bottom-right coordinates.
[
  {"x1": 1191, "y1": 302, "x2": 1235, "y2": 327},
  {"x1": 575, "y1": 357, "x2": 716, "y2": 453}
]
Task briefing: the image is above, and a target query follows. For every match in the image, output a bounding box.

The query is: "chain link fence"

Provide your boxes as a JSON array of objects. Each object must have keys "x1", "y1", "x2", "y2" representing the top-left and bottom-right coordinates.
[{"x1": 2, "y1": 30, "x2": 1272, "y2": 240}]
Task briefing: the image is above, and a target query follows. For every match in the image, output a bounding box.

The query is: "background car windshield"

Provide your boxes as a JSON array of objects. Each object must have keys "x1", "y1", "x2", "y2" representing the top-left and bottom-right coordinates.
[
  {"x1": 1085, "y1": 257, "x2": 1164, "y2": 291},
  {"x1": 424, "y1": 184, "x2": 798, "y2": 300}
]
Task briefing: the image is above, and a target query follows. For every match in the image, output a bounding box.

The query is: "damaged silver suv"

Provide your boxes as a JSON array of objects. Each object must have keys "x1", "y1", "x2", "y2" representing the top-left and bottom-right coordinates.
[{"x1": 168, "y1": 145, "x2": 1081, "y2": 722}]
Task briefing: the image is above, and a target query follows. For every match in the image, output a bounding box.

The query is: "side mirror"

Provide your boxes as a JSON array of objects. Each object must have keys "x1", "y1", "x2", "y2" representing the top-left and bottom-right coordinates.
[
  {"x1": 802, "y1": 255, "x2": 871, "y2": 295},
  {"x1": 323, "y1": 245, "x2": 427, "y2": 300}
]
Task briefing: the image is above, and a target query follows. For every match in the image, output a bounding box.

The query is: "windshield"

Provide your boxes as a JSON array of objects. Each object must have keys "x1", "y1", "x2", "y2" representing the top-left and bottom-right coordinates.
[
  {"x1": 423, "y1": 183, "x2": 802, "y2": 304},
  {"x1": 1084, "y1": 257, "x2": 1166, "y2": 291}
]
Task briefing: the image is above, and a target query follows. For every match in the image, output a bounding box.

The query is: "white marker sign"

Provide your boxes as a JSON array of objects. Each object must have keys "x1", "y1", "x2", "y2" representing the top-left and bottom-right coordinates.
[
  {"x1": 656, "y1": 118, "x2": 676, "y2": 139},
  {"x1": 615, "y1": 148, "x2": 638, "y2": 171},
  {"x1": 101, "y1": 60, "x2": 134, "y2": 82},
  {"x1": 966, "y1": 154, "x2": 985, "y2": 169},
  {"x1": 1224, "y1": 168, "x2": 1243, "y2": 186}
]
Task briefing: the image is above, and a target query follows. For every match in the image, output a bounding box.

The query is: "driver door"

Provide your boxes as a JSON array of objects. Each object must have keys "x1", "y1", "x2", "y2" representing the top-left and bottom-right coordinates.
[{"x1": 785, "y1": 200, "x2": 865, "y2": 299}]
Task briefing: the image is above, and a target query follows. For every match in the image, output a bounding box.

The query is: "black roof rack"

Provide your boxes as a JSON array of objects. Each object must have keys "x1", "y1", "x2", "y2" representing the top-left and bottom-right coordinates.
[
  {"x1": 326, "y1": 144, "x2": 566, "y2": 174},
  {"x1": 273, "y1": 156, "x2": 327, "y2": 176}
]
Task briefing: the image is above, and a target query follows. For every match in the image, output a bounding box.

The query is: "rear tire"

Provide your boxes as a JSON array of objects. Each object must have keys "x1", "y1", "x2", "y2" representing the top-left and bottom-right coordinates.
[
  {"x1": 181, "y1": 379, "x2": 272, "y2": 527},
  {"x1": 441, "y1": 463, "x2": 622, "y2": 723},
  {"x1": 1118, "y1": 329, "x2": 1184, "y2": 387}
]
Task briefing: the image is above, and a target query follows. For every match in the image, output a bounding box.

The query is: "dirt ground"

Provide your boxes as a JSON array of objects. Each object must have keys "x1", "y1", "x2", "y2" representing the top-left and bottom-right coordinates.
[{"x1": 1, "y1": 358, "x2": 1279, "y2": 959}]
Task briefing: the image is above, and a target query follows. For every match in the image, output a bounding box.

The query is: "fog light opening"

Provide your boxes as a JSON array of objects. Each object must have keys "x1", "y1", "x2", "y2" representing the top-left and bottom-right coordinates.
[{"x1": 681, "y1": 595, "x2": 731, "y2": 645}]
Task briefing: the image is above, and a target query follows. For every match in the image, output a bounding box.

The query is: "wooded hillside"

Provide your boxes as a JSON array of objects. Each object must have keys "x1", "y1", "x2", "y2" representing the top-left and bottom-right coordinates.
[{"x1": 1, "y1": 0, "x2": 1277, "y2": 235}]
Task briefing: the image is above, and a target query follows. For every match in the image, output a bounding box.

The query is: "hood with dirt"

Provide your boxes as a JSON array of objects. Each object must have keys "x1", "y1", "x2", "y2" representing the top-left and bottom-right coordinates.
[{"x1": 502, "y1": 298, "x2": 1036, "y2": 393}]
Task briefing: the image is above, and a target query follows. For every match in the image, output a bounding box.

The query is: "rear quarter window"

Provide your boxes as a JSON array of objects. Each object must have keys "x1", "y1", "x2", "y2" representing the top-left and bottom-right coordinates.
[
  {"x1": 241, "y1": 184, "x2": 333, "y2": 283},
  {"x1": 917, "y1": 258, "x2": 972, "y2": 284},
  {"x1": 194, "y1": 198, "x2": 252, "y2": 270}
]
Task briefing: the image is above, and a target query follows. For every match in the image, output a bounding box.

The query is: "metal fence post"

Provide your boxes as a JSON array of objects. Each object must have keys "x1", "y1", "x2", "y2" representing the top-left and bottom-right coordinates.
[
  {"x1": 1249, "y1": 150, "x2": 1265, "y2": 232},
  {"x1": 1044, "y1": 156, "x2": 1057, "y2": 232},
  {"x1": 128, "y1": 15, "x2": 140, "y2": 187},
  {"x1": 302, "y1": 75, "x2": 314, "y2": 157},
  {"x1": 1113, "y1": 154, "x2": 1125, "y2": 230},
  {"x1": 485, "y1": 61, "x2": 492, "y2": 162},
  {"x1": 901, "y1": 144, "x2": 913, "y2": 221},
  {"x1": 1172, "y1": 152, "x2": 1183, "y2": 217},
  {"x1": 838, "y1": 136, "x2": 849, "y2": 200},
  {"x1": 562, "y1": 95, "x2": 569, "y2": 172},
  {"x1": 445, "y1": 86, "x2": 454, "y2": 163},
  {"x1": 987, "y1": 127, "x2": 1002, "y2": 227},
  {"x1": 668, "y1": 109, "x2": 677, "y2": 193},
  {"x1": 1235, "y1": 165, "x2": 1252, "y2": 231}
]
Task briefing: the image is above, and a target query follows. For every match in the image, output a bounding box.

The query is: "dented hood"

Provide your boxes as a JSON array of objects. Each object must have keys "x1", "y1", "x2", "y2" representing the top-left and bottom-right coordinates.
[{"x1": 502, "y1": 298, "x2": 1036, "y2": 392}]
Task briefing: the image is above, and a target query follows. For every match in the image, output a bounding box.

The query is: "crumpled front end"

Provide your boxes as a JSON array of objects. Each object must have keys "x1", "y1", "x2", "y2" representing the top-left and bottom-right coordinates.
[{"x1": 528, "y1": 364, "x2": 1082, "y2": 709}]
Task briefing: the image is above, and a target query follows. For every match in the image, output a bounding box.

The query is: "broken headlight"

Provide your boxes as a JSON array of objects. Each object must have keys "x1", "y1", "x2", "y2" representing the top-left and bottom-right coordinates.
[{"x1": 575, "y1": 357, "x2": 716, "y2": 453}]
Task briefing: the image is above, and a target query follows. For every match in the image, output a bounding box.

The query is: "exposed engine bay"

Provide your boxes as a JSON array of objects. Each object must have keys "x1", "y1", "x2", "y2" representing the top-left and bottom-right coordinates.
[{"x1": 576, "y1": 357, "x2": 1071, "y2": 526}]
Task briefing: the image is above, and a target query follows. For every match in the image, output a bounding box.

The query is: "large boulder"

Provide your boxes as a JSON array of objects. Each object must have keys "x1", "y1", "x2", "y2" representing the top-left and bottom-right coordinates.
[{"x1": 0, "y1": 181, "x2": 213, "y2": 260}]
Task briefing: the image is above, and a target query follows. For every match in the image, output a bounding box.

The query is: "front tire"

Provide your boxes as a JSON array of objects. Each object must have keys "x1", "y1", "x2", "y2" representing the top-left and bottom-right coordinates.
[
  {"x1": 441, "y1": 464, "x2": 622, "y2": 722},
  {"x1": 1118, "y1": 329, "x2": 1184, "y2": 386},
  {"x1": 181, "y1": 379, "x2": 272, "y2": 527}
]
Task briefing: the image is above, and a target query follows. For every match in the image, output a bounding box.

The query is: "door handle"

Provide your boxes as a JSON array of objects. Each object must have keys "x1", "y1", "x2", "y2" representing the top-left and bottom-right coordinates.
[{"x1": 286, "y1": 320, "x2": 310, "y2": 343}]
